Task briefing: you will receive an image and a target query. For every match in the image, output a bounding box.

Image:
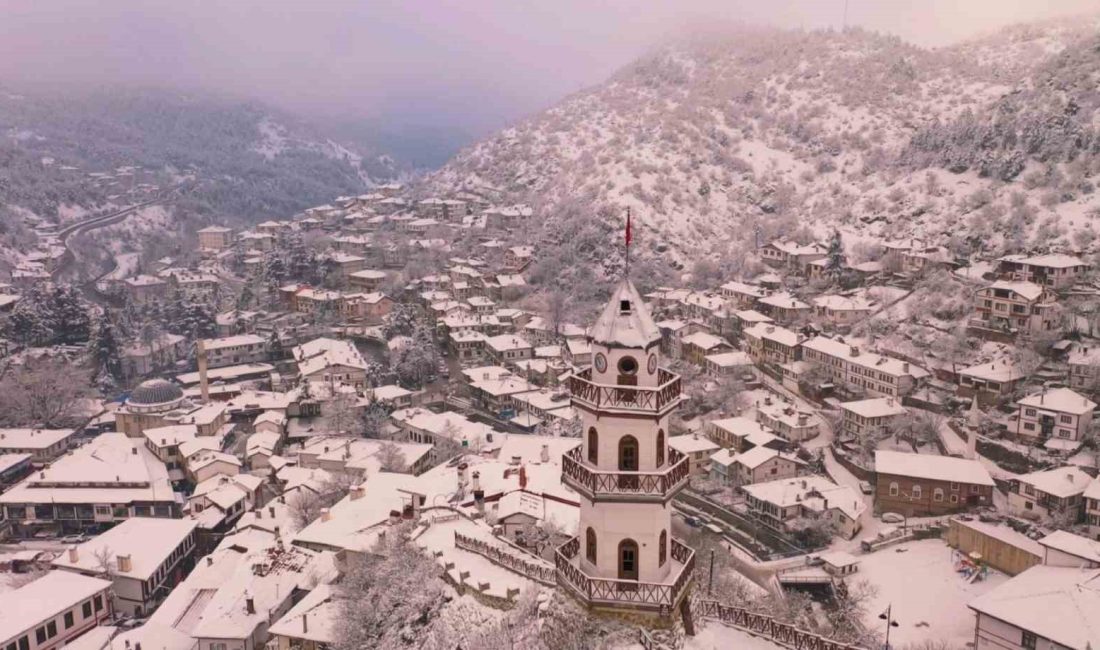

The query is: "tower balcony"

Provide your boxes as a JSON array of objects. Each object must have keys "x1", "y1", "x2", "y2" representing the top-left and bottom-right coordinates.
[
  {"x1": 568, "y1": 367, "x2": 682, "y2": 416},
  {"x1": 561, "y1": 446, "x2": 690, "y2": 502},
  {"x1": 555, "y1": 534, "x2": 694, "y2": 614}
]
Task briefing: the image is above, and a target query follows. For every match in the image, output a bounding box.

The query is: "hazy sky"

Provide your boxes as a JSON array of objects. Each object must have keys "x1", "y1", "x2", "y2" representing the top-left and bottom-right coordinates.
[{"x1": 0, "y1": 0, "x2": 1094, "y2": 160}]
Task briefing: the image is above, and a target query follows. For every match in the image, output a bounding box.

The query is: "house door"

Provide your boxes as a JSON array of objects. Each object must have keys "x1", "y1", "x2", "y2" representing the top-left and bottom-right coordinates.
[{"x1": 618, "y1": 539, "x2": 639, "y2": 581}]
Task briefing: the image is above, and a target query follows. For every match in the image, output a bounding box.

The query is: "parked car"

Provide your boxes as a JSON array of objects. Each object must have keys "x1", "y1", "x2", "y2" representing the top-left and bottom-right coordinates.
[
  {"x1": 859, "y1": 481, "x2": 873, "y2": 495},
  {"x1": 60, "y1": 534, "x2": 86, "y2": 544}
]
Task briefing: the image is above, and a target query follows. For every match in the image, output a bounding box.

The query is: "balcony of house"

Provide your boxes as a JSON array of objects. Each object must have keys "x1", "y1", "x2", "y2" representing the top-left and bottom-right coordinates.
[
  {"x1": 555, "y1": 535, "x2": 694, "y2": 613},
  {"x1": 561, "y1": 446, "x2": 690, "y2": 502},
  {"x1": 568, "y1": 367, "x2": 682, "y2": 415}
]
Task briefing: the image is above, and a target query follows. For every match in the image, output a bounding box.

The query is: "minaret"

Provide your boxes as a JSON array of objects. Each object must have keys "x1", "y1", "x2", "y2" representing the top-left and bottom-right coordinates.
[{"x1": 556, "y1": 279, "x2": 694, "y2": 628}]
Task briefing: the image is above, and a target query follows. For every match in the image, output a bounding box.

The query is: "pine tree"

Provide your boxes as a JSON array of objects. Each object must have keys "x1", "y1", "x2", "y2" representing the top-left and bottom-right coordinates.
[
  {"x1": 89, "y1": 311, "x2": 122, "y2": 380},
  {"x1": 826, "y1": 229, "x2": 844, "y2": 278}
]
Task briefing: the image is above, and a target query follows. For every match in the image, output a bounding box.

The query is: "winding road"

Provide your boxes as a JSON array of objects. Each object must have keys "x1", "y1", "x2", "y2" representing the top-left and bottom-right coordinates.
[{"x1": 51, "y1": 186, "x2": 183, "y2": 303}]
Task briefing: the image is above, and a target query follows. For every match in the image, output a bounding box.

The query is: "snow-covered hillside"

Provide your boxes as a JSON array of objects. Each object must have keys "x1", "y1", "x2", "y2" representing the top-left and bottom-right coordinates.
[{"x1": 429, "y1": 19, "x2": 1100, "y2": 274}]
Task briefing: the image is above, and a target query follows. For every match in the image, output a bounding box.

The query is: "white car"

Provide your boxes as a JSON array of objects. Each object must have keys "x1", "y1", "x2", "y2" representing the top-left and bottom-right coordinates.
[{"x1": 859, "y1": 481, "x2": 873, "y2": 495}]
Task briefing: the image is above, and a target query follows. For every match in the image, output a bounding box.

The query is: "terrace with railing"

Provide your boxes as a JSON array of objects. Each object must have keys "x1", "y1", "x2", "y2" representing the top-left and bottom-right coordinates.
[
  {"x1": 561, "y1": 446, "x2": 690, "y2": 502},
  {"x1": 554, "y1": 535, "x2": 694, "y2": 613},
  {"x1": 568, "y1": 367, "x2": 682, "y2": 415}
]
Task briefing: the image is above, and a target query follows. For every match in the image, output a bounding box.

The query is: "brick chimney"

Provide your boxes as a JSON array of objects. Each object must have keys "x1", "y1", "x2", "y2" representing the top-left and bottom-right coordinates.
[{"x1": 117, "y1": 554, "x2": 132, "y2": 573}]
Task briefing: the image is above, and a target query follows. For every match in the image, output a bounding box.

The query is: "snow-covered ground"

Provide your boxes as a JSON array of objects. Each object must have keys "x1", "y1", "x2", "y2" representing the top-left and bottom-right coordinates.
[
  {"x1": 857, "y1": 539, "x2": 1007, "y2": 647},
  {"x1": 684, "y1": 622, "x2": 786, "y2": 650}
]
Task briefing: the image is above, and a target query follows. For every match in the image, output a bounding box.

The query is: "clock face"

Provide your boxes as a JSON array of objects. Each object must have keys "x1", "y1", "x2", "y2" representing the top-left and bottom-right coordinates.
[
  {"x1": 648, "y1": 354, "x2": 657, "y2": 374},
  {"x1": 594, "y1": 353, "x2": 607, "y2": 373}
]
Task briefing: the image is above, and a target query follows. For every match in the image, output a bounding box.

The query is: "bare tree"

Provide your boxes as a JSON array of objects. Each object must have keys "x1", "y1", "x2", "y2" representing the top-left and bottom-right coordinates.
[
  {"x1": 376, "y1": 441, "x2": 407, "y2": 473},
  {"x1": 0, "y1": 357, "x2": 92, "y2": 427},
  {"x1": 334, "y1": 524, "x2": 448, "y2": 650}
]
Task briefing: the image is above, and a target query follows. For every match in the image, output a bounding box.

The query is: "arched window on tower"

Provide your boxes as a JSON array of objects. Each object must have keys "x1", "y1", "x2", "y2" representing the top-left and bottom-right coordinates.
[
  {"x1": 659, "y1": 530, "x2": 667, "y2": 567},
  {"x1": 588, "y1": 427, "x2": 598, "y2": 464},
  {"x1": 618, "y1": 435, "x2": 639, "y2": 490},
  {"x1": 656, "y1": 429, "x2": 665, "y2": 467},
  {"x1": 586, "y1": 527, "x2": 597, "y2": 564},
  {"x1": 618, "y1": 435, "x2": 638, "y2": 471}
]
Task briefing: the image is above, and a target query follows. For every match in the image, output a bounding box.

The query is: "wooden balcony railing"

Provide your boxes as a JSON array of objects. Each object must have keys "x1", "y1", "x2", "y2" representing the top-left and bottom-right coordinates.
[
  {"x1": 561, "y1": 446, "x2": 690, "y2": 501},
  {"x1": 568, "y1": 367, "x2": 682, "y2": 414},
  {"x1": 692, "y1": 599, "x2": 864, "y2": 650},
  {"x1": 554, "y1": 535, "x2": 694, "y2": 613},
  {"x1": 453, "y1": 531, "x2": 557, "y2": 586}
]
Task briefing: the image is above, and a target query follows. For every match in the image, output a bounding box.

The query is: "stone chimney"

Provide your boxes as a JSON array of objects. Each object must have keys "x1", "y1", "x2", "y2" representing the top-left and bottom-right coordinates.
[
  {"x1": 68, "y1": 545, "x2": 79, "y2": 563},
  {"x1": 350, "y1": 484, "x2": 365, "y2": 500},
  {"x1": 245, "y1": 590, "x2": 255, "y2": 615},
  {"x1": 320, "y1": 508, "x2": 332, "y2": 522},
  {"x1": 519, "y1": 465, "x2": 528, "y2": 489},
  {"x1": 540, "y1": 444, "x2": 549, "y2": 463},
  {"x1": 117, "y1": 554, "x2": 132, "y2": 573},
  {"x1": 302, "y1": 613, "x2": 308, "y2": 634},
  {"x1": 471, "y1": 471, "x2": 480, "y2": 492},
  {"x1": 849, "y1": 346, "x2": 860, "y2": 357}
]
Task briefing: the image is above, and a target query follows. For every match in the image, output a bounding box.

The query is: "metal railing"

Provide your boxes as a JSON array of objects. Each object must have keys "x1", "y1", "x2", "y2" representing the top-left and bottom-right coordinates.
[
  {"x1": 554, "y1": 535, "x2": 694, "y2": 611},
  {"x1": 568, "y1": 367, "x2": 682, "y2": 414},
  {"x1": 561, "y1": 446, "x2": 690, "y2": 501},
  {"x1": 693, "y1": 599, "x2": 863, "y2": 650},
  {"x1": 453, "y1": 531, "x2": 557, "y2": 586}
]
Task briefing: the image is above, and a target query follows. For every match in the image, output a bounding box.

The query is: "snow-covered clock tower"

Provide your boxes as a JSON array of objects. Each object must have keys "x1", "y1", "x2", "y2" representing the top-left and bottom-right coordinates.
[{"x1": 556, "y1": 279, "x2": 694, "y2": 626}]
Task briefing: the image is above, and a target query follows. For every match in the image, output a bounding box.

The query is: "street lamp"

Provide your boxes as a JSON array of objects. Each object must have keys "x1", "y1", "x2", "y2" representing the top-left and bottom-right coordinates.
[{"x1": 878, "y1": 604, "x2": 900, "y2": 650}]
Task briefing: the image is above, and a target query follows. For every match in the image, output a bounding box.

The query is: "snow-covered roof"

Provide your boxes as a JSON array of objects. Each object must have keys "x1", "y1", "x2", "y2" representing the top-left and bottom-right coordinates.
[
  {"x1": 667, "y1": 434, "x2": 720, "y2": 455},
  {"x1": 803, "y1": 337, "x2": 929, "y2": 379},
  {"x1": 743, "y1": 322, "x2": 802, "y2": 347},
  {"x1": 967, "y1": 566, "x2": 1100, "y2": 650},
  {"x1": 874, "y1": 450, "x2": 994, "y2": 486},
  {"x1": 1017, "y1": 387, "x2": 1096, "y2": 415},
  {"x1": 958, "y1": 359, "x2": 1022, "y2": 383},
  {"x1": 588, "y1": 280, "x2": 661, "y2": 349},
  {"x1": 0, "y1": 571, "x2": 113, "y2": 641},
  {"x1": 840, "y1": 397, "x2": 907, "y2": 419},
  {"x1": 204, "y1": 335, "x2": 266, "y2": 352},
  {"x1": 733, "y1": 446, "x2": 791, "y2": 470},
  {"x1": 0, "y1": 427, "x2": 75, "y2": 450},
  {"x1": 0, "y1": 434, "x2": 176, "y2": 506},
  {"x1": 813, "y1": 295, "x2": 875, "y2": 311},
  {"x1": 51, "y1": 518, "x2": 198, "y2": 580},
  {"x1": 1039, "y1": 530, "x2": 1100, "y2": 564},
  {"x1": 999, "y1": 253, "x2": 1089, "y2": 269},
  {"x1": 705, "y1": 351, "x2": 753, "y2": 367},
  {"x1": 268, "y1": 584, "x2": 338, "y2": 644},
  {"x1": 758, "y1": 292, "x2": 810, "y2": 310},
  {"x1": 1015, "y1": 466, "x2": 1093, "y2": 498},
  {"x1": 485, "y1": 334, "x2": 532, "y2": 353},
  {"x1": 681, "y1": 331, "x2": 729, "y2": 350},
  {"x1": 986, "y1": 280, "x2": 1047, "y2": 302},
  {"x1": 743, "y1": 475, "x2": 864, "y2": 521}
]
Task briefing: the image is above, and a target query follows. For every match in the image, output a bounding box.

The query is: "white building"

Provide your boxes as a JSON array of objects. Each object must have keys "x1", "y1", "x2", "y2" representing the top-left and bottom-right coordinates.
[
  {"x1": 202, "y1": 334, "x2": 268, "y2": 369},
  {"x1": 0, "y1": 571, "x2": 113, "y2": 650},
  {"x1": 51, "y1": 518, "x2": 199, "y2": 616},
  {"x1": 967, "y1": 566, "x2": 1100, "y2": 650},
  {"x1": 1014, "y1": 388, "x2": 1096, "y2": 447},
  {"x1": 1008, "y1": 466, "x2": 1093, "y2": 522}
]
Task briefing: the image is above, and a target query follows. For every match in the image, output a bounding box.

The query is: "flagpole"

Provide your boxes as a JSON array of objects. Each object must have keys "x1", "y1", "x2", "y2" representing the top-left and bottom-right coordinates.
[{"x1": 625, "y1": 207, "x2": 632, "y2": 280}]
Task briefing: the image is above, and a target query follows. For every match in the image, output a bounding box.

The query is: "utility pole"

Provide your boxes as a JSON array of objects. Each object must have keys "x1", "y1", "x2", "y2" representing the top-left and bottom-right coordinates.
[
  {"x1": 708, "y1": 549, "x2": 715, "y2": 595},
  {"x1": 879, "y1": 604, "x2": 899, "y2": 650}
]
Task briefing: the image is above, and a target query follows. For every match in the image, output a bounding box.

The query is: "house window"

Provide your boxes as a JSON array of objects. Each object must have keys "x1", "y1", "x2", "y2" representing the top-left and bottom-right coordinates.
[
  {"x1": 970, "y1": 485, "x2": 979, "y2": 494},
  {"x1": 585, "y1": 527, "x2": 597, "y2": 564},
  {"x1": 94, "y1": 594, "x2": 103, "y2": 612},
  {"x1": 83, "y1": 601, "x2": 92, "y2": 618},
  {"x1": 912, "y1": 485, "x2": 922, "y2": 499},
  {"x1": 587, "y1": 428, "x2": 598, "y2": 464},
  {"x1": 1021, "y1": 631, "x2": 1037, "y2": 650},
  {"x1": 950, "y1": 482, "x2": 959, "y2": 491},
  {"x1": 1024, "y1": 408, "x2": 1037, "y2": 417},
  {"x1": 35, "y1": 628, "x2": 46, "y2": 646},
  {"x1": 1059, "y1": 415, "x2": 1073, "y2": 424},
  {"x1": 64, "y1": 611, "x2": 74, "y2": 629},
  {"x1": 889, "y1": 482, "x2": 899, "y2": 497},
  {"x1": 659, "y1": 530, "x2": 667, "y2": 567},
  {"x1": 46, "y1": 622, "x2": 56, "y2": 639},
  {"x1": 950, "y1": 494, "x2": 958, "y2": 504},
  {"x1": 1023, "y1": 422, "x2": 1035, "y2": 431},
  {"x1": 933, "y1": 488, "x2": 944, "y2": 502}
]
